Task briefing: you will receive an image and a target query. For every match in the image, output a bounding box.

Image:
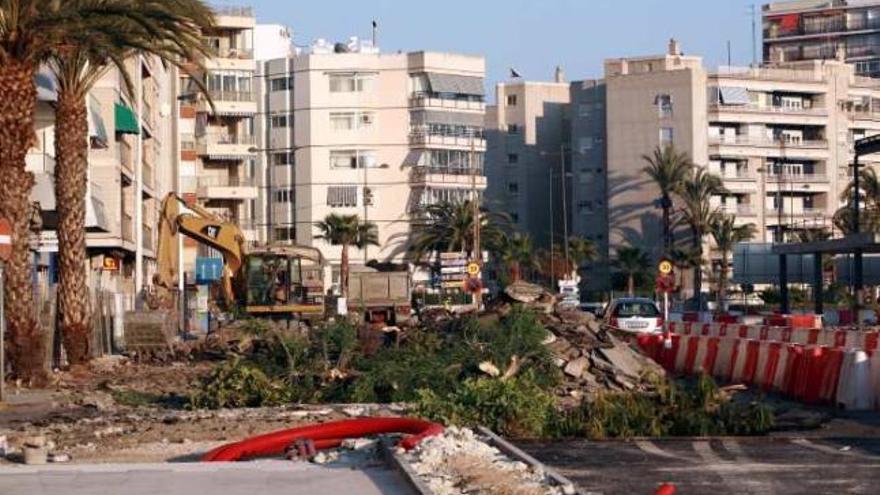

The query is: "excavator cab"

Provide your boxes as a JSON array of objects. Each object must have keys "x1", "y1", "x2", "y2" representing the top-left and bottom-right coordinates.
[{"x1": 239, "y1": 245, "x2": 326, "y2": 320}]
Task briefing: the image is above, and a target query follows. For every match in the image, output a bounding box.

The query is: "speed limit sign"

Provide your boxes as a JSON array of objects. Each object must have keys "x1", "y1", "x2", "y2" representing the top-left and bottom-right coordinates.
[{"x1": 658, "y1": 259, "x2": 673, "y2": 275}]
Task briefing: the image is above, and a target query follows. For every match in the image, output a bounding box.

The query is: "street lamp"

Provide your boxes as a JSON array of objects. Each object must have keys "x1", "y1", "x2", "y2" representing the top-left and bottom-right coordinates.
[{"x1": 541, "y1": 146, "x2": 574, "y2": 284}]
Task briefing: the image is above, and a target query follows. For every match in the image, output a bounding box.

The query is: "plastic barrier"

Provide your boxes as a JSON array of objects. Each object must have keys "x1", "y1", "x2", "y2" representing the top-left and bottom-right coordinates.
[
  {"x1": 201, "y1": 417, "x2": 444, "y2": 462},
  {"x1": 653, "y1": 483, "x2": 676, "y2": 495}
]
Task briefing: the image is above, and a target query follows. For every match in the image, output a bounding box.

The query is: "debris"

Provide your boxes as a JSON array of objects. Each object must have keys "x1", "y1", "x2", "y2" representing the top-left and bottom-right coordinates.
[
  {"x1": 504, "y1": 281, "x2": 550, "y2": 304},
  {"x1": 47, "y1": 452, "x2": 71, "y2": 463},
  {"x1": 342, "y1": 406, "x2": 366, "y2": 417},
  {"x1": 563, "y1": 357, "x2": 589, "y2": 379},
  {"x1": 479, "y1": 361, "x2": 501, "y2": 378}
]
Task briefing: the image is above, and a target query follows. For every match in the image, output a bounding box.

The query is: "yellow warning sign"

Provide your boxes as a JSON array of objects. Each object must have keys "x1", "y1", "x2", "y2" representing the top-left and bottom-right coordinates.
[
  {"x1": 466, "y1": 262, "x2": 481, "y2": 276},
  {"x1": 658, "y1": 259, "x2": 673, "y2": 275}
]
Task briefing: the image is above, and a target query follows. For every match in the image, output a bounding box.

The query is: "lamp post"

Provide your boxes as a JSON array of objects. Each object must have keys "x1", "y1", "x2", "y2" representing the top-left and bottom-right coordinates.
[{"x1": 541, "y1": 147, "x2": 575, "y2": 285}]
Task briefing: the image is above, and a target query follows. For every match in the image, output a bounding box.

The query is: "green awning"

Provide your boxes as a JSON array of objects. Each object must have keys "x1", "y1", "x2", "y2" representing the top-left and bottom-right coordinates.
[{"x1": 114, "y1": 102, "x2": 140, "y2": 135}]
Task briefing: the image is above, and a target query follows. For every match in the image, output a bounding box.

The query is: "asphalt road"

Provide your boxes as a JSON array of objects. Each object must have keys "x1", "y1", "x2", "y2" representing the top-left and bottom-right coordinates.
[{"x1": 520, "y1": 436, "x2": 880, "y2": 495}]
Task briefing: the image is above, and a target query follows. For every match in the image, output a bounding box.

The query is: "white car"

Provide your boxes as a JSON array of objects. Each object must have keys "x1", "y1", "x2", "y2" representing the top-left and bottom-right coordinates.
[{"x1": 603, "y1": 297, "x2": 664, "y2": 333}]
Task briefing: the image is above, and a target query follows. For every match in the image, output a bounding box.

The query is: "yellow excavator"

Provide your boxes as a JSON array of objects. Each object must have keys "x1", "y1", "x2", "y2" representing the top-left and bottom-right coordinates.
[{"x1": 152, "y1": 193, "x2": 326, "y2": 320}]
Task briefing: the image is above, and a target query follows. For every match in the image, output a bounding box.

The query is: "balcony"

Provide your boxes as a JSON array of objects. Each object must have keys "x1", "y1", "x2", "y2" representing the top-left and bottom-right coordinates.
[
  {"x1": 119, "y1": 139, "x2": 134, "y2": 174},
  {"x1": 711, "y1": 66, "x2": 825, "y2": 83},
  {"x1": 708, "y1": 135, "x2": 827, "y2": 149},
  {"x1": 409, "y1": 129, "x2": 486, "y2": 149},
  {"x1": 708, "y1": 102, "x2": 827, "y2": 117},
  {"x1": 409, "y1": 94, "x2": 485, "y2": 112},
  {"x1": 142, "y1": 224, "x2": 154, "y2": 252},
  {"x1": 766, "y1": 173, "x2": 827, "y2": 183},
  {"x1": 410, "y1": 166, "x2": 487, "y2": 188},
  {"x1": 719, "y1": 205, "x2": 756, "y2": 216},
  {"x1": 196, "y1": 133, "x2": 256, "y2": 160},
  {"x1": 212, "y1": 5, "x2": 255, "y2": 29},
  {"x1": 764, "y1": 15, "x2": 877, "y2": 40},
  {"x1": 196, "y1": 176, "x2": 258, "y2": 201},
  {"x1": 767, "y1": 207, "x2": 826, "y2": 217},
  {"x1": 203, "y1": 47, "x2": 255, "y2": 71},
  {"x1": 196, "y1": 90, "x2": 257, "y2": 116}
]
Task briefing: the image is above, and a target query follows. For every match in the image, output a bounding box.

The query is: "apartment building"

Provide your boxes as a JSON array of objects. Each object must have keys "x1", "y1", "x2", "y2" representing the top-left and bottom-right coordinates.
[
  {"x1": 484, "y1": 72, "x2": 571, "y2": 248},
  {"x1": 763, "y1": 0, "x2": 880, "y2": 77},
  {"x1": 177, "y1": 6, "x2": 258, "y2": 276},
  {"x1": 254, "y1": 38, "x2": 487, "y2": 276},
  {"x1": 27, "y1": 54, "x2": 177, "y2": 300}
]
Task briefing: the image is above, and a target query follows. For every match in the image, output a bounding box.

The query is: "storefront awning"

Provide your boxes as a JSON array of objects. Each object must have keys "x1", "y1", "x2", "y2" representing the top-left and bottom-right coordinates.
[
  {"x1": 425, "y1": 73, "x2": 484, "y2": 96},
  {"x1": 89, "y1": 95, "x2": 109, "y2": 148},
  {"x1": 718, "y1": 86, "x2": 750, "y2": 105},
  {"x1": 114, "y1": 102, "x2": 140, "y2": 134}
]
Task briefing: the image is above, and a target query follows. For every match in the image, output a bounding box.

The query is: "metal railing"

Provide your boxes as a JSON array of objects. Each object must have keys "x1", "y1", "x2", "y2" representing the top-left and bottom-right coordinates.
[
  {"x1": 766, "y1": 173, "x2": 827, "y2": 183},
  {"x1": 767, "y1": 207, "x2": 825, "y2": 216},
  {"x1": 212, "y1": 47, "x2": 254, "y2": 59},
  {"x1": 411, "y1": 165, "x2": 484, "y2": 177},
  {"x1": 765, "y1": 17, "x2": 880, "y2": 39},
  {"x1": 708, "y1": 102, "x2": 827, "y2": 116},
  {"x1": 212, "y1": 5, "x2": 254, "y2": 17},
  {"x1": 708, "y1": 135, "x2": 827, "y2": 148},
  {"x1": 409, "y1": 94, "x2": 485, "y2": 111}
]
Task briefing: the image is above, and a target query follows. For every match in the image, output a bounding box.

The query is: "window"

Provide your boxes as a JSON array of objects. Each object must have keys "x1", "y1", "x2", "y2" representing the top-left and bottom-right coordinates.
[
  {"x1": 270, "y1": 76, "x2": 293, "y2": 92},
  {"x1": 511, "y1": 212, "x2": 519, "y2": 223},
  {"x1": 329, "y1": 73, "x2": 376, "y2": 93},
  {"x1": 330, "y1": 150, "x2": 377, "y2": 169},
  {"x1": 274, "y1": 189, "x2": 293, "y2": 203},
  {"x1": 272, "y1": 152, "x2": 293, "y2": 166},
  {"x1": 327, "y1": 185, "x2": 358, "y2": 207},
  {"x1": 578, "y1": 200, "x2": 594, "y2": 215},
  {"x1": 507, "y1": 153, "x2": 519, "y2": 164},
  {"x1": 578, "y1": 137, "x2": 593, "y2": 152},
  {"x1": 508, "y1": 182, "x2": 519, "y2": 195},
  {"x1": 271, "y1": 114, "x2": 290, "y2": 128},
  {"x1": 506, "y1": 94, "x2": 517, "y2": 106},
  {"x1": 274, "y1": 227, "x2": 294, "y2": 241},
  {"x1": 419, "y1": 149, "x2": 483, "y2": 171},
  {"x1": 660, "y1": 127, "x2": 674, "y2": 145},
  {"x1": 656, "y1": 94, "x2": 673, "y2": 117},
  {"x1": 578, "y1": 103, "x2": 592, "y2": 118},
  {"x1": 507, "y1": 124, "x2": 519, "y2": 134},
  {"x1": 330, "y1": 112, "x2": 375, "y2": 131}
]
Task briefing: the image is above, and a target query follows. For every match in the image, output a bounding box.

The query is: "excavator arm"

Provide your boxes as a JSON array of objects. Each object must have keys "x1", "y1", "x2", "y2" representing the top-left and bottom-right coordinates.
[{"x1": 155, "y1": 192, "x2": 246, "y2": 305}]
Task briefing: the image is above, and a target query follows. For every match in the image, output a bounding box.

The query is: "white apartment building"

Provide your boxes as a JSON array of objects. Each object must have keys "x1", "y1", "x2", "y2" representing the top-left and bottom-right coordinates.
[
  {"x1": 177, "y1": 6, "x2": 258, "y2": 277},
  {"x1": 27, "y1": 53, "x2": 177, "y2": 301},
  {"x1": 255, "y1": 37, "x2": 487, "y2": 275}
]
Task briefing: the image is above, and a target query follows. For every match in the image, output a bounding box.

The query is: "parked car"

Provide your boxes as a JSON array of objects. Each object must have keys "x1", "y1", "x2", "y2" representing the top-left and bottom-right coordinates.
[
  {"x1": 603, "y1": 297, "x2": 663, "y2": 333},
  {"x1": 578, "y1": 302, "x2": 606, "y2": 316}
]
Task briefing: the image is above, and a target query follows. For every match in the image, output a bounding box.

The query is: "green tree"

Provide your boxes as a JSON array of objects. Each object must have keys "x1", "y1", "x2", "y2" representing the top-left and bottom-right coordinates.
[
  {"x1": 49, "y1": 0, "x2": 213, "y2": 365},
  {"x1": 642, "y1": 145, "x2": 692, "y2": 254},
  {"x1": 613, "y1": 246, "x2": 650, "y2": 296},
  {"x1": 500, "y1": 232, "x2": 539, "y2": 283},
  {"x1": 314, "y1": 214, "x2": 378, "y2": 298},
  {"x1": 834, "y1": 168, "x2": 880, "y2": 235},
  {"x1": 678, "y1": 166, "x2": 725, "y2": 304},
  {"x1": 709, "y1": 215, "x2": 756, "y2": 310},
  {"x1": 0, "y1": 0, "x2": 104, "y2": 380},
  {"x1": 410, "y1": 200, "x2": 508, "y2": 262}
]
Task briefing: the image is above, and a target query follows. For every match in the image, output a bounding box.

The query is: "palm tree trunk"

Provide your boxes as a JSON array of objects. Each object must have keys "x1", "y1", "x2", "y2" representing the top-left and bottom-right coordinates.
[
  {"x1": 0, "y1": 58, "x2": 46, "y2": 382},
  {"x1": 509, "y1": 261, "x2": 521, "y2": 283},
  {"x1": 692, "y1": 226, "x2": 702, "y2": 305},
  {"x1": 340, "y1": 243, "x2": 349, "y2": 298},
  {"x1": 628, "y1": 274, "x2": 635, "y2": 296},
  {"x1": 718, "y1": 255, "x2": 728, "y2": 311},
  {"x1": 54, "y1": 89, "x2": 92, "y2": 365},
  {"x1": 662, "y1": 196, "x2": 671, "y2": 254}
]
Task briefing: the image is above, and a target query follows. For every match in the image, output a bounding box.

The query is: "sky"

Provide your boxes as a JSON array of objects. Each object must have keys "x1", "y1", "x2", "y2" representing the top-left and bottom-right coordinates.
[{"x1": 239, "y1": 0, "x2": 763, "y2": 94}]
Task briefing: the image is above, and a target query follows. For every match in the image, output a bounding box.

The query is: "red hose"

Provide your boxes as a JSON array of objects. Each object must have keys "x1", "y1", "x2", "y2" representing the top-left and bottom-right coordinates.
[
  {"x1": 201, "y1": 417, "x2": 444, "y2": 462},
  {"x1": 653, "y1": 483, "x2": 676, "y2": 495}
]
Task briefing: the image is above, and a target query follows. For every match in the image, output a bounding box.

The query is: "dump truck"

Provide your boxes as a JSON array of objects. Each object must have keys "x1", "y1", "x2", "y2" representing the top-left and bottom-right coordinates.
[{"x1": 347, "y1": 271, "x2": 412, "y2": 325}]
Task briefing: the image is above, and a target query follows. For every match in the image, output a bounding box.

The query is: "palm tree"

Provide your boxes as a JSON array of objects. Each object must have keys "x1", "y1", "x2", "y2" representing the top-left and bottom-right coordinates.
[
  {"x1": 410, "y1": 200, "x2": 508, "y2": 262},
  {"x1": 669, "y1": 246, "x2": 702, "y2": 296},
  {"x1": 567, "y1": 236, "x2": 598, "y2": 270},
  {"x1": 314, "y1": 214, "x2": 378, "y2": 298},
  {"x1": 48, "y1": 0, "x2": 213, "y2": 365},
  {"x1": 0, "y1": 0, "x2": 93, "y2": 380},
  {"x1": 642, "y1": 145, "x2": 691, "y2": 254},
  {"x1": 500, "y1": 233, "x2": 539, "y2": 283},
  {"x1": 613, "y1": 246, "x2": 650, "y2": 296},
  {"x1": 835, "y1": 168, "x2": 880, "y2": 235},
  {"x1": 678, "y1": 166, "x2": 725, "y2": 304},
  {"x1": 709, "y1": 215, "x2": 756, "y2": 309}
]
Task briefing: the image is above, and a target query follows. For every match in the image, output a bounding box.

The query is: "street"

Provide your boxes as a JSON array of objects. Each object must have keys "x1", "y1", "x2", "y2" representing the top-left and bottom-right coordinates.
[{"x1": 521, "y1": 436, "x2": 880, "y2": 494}]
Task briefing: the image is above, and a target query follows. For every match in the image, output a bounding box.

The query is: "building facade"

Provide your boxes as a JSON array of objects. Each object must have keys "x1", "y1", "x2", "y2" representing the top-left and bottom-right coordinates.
[
  {"x1": 254, "y1": 38, "x2": 487, "y2": 278},
  {"x1": 763, "y1": 0, "x2": 880, "y2": 77},
  {"x1": 177, "y1": 6, "x2": 258, "y2": 278}
]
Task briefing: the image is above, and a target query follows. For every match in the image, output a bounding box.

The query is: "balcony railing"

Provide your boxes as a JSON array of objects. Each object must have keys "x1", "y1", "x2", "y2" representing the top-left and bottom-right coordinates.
[
  {"x1": 708, "y1": 102, "x2": 827, "y2": 116},
  {"x1": 765, "y1": 16, "x2": 880, "y2": 39},
  {"x1": 411, "y1": 165, "x2": 484, "y2": 177},
  {"x1": 213, "y1": 5, "x2": 254, "y2": 17},
  {"x1": 766, "y1": 173, "x2": 827, "y2": 183},
  {"x1": 719, "y1": 205, "x2": 756, "y2": 216},
  {"x1": 712, "y1": 65, "x2": 825, "y2": 83},
  {"x1": 767, "y1": 207, "x2": 825, "y2": 217},
  {"x1": 715, "y1": 170, "x2": 755, "y2": 180},
  {"x1": 212, "y1": 47, "x2": 254, "y2": 59},
  {"x1": 198, "y1": 133, "x2": 256, "y2": 146},
  {"x1": 197, "y1": 176, "x2": 256, "y2": 188},
  {"x1": 207, "y1": 90, "x2": 254, "y2": 102},
  {"x1": 409, "y1": 94, "x2": 486, "y2": 111},
  {"x1": 708, "y1": 135, "x2": 827, "y2": 148}
]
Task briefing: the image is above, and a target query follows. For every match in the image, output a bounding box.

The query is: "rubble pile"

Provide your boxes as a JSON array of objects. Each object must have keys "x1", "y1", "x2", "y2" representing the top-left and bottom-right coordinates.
[
  {"x1": 405, "y1": 427, "x2": 565, "y2": 495},
  {"x1": 541, "y1": 305, "x2": 664, "y2": 406}
]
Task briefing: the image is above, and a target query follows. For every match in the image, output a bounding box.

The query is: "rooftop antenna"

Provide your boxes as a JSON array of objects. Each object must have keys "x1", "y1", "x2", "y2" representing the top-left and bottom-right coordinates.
[
  {"x1": 750, "y1": 4, "x2": 758, "y2": 66},
  {"x1": 727, "y1": 40, "x2": 732, "y2": 67},
  {"x1": 372, "y1": 20, "x2": 377, "y2": 48}
]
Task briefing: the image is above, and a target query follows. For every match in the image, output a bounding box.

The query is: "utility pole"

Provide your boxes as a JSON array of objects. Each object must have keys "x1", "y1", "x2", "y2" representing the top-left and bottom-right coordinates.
[
  {"x1": 549, "y1": 165, "x2": 555, "y2": 291},
  {"x1": 470, "y1": 137, "x2": 481, "y2": 310},
  {"x1": 560, "y1": 144, "x2": 570, "y2": 279}
]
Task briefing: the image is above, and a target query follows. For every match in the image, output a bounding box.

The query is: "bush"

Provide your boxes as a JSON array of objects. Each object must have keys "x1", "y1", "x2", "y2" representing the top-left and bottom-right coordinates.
[
  {"x1": 190, "y1": 358, "x2": 292, "y2": 409},
  {"x1": 550, "y1": 374, "x2": 775, "y2": 439},
  {"x1": 414, "y1": 372, "x2": 557, "y2": 438}
]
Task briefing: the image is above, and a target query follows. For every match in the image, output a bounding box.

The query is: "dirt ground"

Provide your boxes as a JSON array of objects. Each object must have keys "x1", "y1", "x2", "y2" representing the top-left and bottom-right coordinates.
[{"x1": 0, "y1": 356, "x2": 404, "y2": 464}]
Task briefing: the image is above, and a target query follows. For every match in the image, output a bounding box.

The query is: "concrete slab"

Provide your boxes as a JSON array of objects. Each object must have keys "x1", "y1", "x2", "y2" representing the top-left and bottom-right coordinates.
[{"x1": 0, "y1": 461, "x2": 417, "y2": 495}]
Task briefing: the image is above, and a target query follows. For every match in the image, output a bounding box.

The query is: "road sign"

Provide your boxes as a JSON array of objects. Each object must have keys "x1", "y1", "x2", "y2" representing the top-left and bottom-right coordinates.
[
  {"x1": 658, "y1": 259, "x2": 673, "y2": 275},
  {"x1": 0, "y1": 218, "x2": 11, "y2": 262},
  {"x1": 655, "y1": 273, "x2": 675, "y2": 293},
  {"x1": 102, "y1": 256, "x2": 120, "y2": 271},
  {"x1": 463, "y1": 276, "x2": 483, "y2": 294},
  {"x1": 466, "y1": 262, "x2": 481, "y2": 276}
]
